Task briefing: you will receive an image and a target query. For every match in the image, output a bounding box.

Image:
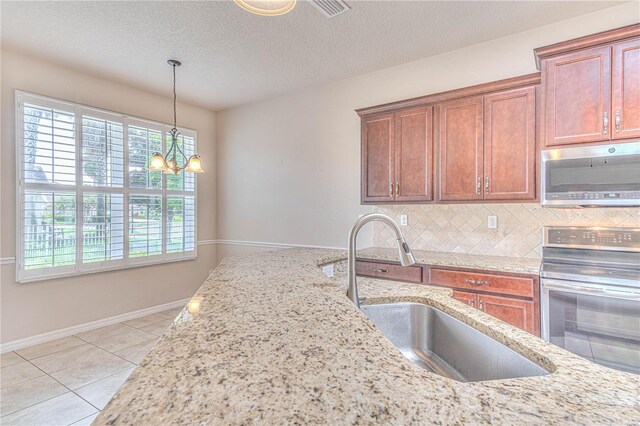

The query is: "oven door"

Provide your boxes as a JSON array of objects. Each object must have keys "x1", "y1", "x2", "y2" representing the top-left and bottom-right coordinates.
[
  {"x1": 541, "y1": 142, "x2": 640, "y2": 207},
  {"x1": 541, "y1": 279, "x2": 640, "y2": 374}
]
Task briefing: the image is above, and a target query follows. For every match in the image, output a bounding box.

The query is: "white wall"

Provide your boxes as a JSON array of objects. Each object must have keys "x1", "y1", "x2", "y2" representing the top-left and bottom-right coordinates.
[
  {"x1": 215, "y1": 3, "x2": 640, "y2": 262},
  {"x1": 0, "y1": 49, "x2": 217, "y2": 344}
]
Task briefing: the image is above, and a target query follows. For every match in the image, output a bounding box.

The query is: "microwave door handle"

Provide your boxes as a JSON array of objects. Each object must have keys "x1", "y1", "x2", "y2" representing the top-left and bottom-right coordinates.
[{"x1": 542, "y1": 280, "x2": 640, "y2": 301}]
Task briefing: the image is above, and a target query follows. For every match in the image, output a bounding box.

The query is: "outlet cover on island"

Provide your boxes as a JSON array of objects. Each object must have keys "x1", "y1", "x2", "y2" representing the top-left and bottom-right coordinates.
[
  {"x1": 321, "y1": 263, "x2": 334, "y2": 278},
  {"x1": 400, "y1": 214, "x2": 408, "y2": 226},
  {"x1": 488, "y1": 215, "x2": 497, "y2": 229}
]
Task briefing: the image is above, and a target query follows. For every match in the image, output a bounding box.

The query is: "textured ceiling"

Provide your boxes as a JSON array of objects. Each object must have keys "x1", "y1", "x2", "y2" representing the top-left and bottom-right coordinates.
[{"x1": 0, "y1": 1, "x2": 624, "y2": 111}]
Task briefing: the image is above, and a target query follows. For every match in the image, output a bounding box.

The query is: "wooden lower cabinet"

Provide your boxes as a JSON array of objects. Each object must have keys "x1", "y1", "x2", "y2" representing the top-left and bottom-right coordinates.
[
  {"x1": 478, "y1": 294, "x2": 536, "y2": 335},
  {"x1": 429, "y1": 266, "x2": 539, "y2": 336},
  {"x1": 451, "y1": 290, "x2": 477, "y2": 308}
]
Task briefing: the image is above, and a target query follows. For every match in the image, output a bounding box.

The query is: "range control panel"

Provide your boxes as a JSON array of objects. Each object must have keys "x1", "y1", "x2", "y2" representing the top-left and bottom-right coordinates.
[{"x1": 544, "y1": 227, "x2": 640, "y2": 251}]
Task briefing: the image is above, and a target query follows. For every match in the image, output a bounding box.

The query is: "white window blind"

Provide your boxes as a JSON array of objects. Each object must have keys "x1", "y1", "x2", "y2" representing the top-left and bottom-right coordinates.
[
  {"x1": 128, "y1": 195, "x2": 163, "y2": 258},
  {"x1": 82, "y1": 193, "x2": 124, "y2": 263},
  {"x1": 23, "y1": 104, "x2": 76, "y2": 185},
  {"x1": 82, "y1": 116, "x2": 124, "y2": 188},
  {"x1": 16, "y1": 91, "x2": 198, "y2": 283}
]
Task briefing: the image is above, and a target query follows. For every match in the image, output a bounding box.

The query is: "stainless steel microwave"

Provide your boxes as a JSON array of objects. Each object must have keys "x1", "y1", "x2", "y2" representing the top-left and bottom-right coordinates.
[{"x1": 541, "y1": 142, "x2": 640, "y2": 207}]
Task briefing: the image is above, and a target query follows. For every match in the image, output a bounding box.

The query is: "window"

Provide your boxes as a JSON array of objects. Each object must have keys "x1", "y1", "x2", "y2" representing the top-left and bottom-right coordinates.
[{"x1": 16, "y1": 91, "x2": 197, "y2": 282}]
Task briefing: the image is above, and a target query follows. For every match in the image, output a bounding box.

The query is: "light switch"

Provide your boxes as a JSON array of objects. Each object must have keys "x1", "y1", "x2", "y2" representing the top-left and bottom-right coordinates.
[
  {"x1": 400, "y1": 214, "x2": 408, "y2": 226},
  {"x1": 488, "y1": 215, "x2": 498, "y2": 229}
]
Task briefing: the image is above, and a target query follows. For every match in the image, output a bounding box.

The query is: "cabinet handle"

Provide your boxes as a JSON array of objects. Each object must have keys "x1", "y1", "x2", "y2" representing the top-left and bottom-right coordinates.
[
  {"x1": 479, "y1": 300, "x2": 484, "y2": 311},
  {"x1": 389, "y1": 182, "x2": 393, "y2": 197},
  {"x1": 373, "y1": 268, "x2": 389, "y2": 273},
  {"x1": 615, "y1": 111, "x2": 621, "y2": 133},
  {"x1": 464, "y1": 278, "x2": 488, "y2": 286},
  {"x1": 476, "y1": 177, "x2": 481, "y2": 195},
  {"x1": 395, "y1": 182, "x2": 399, "y2": 197},
  {"x1": 485, "y1": 176, "x2": 490, "y2": 194},
  {"x1": 469, "y1": 299, "x2": 475, "y2": 307},
  {"x1": 603, "y1": 112, "x2": 609, "y2": 134}
]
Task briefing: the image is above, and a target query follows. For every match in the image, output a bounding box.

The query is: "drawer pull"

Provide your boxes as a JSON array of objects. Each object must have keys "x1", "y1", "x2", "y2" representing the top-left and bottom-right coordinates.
[
  {"x1": 469, "y1": 299, "x2": 475, "y2": 307},
  {"x1": 373, "y1": 268, "x2": 389, "y2": 273},
  {"x1": 464, "y1": 278, "x2": 488, "y2": 285},
  {"x1": 479, "y1": 300, "x2": 484, "y2": 311}
]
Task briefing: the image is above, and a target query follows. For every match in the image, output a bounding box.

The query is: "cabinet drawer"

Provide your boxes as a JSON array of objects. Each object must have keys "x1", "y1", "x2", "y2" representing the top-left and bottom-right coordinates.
[
  {"x1": 355, "y1": 260, "x2": 423, "y2": 283},
  {"x1": 429, "y1": 268, "x2": 533, "y2": 298}
]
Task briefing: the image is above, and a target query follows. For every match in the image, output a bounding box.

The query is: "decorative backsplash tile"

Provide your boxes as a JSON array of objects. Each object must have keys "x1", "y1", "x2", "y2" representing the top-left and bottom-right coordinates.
[{"x1": 374, "y1": 204, "x2": 640, "y2": 259}]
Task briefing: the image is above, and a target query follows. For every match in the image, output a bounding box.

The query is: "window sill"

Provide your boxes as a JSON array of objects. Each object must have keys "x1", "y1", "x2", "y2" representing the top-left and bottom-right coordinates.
[{"x1": 16, "y1": 253, "x2": 198, "y2": 284}]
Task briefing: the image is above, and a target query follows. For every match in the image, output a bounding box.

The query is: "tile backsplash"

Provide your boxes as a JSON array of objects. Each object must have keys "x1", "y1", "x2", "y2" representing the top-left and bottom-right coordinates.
[{"x1": 374, "y1": 204, "x2": 640, "y2": 259}]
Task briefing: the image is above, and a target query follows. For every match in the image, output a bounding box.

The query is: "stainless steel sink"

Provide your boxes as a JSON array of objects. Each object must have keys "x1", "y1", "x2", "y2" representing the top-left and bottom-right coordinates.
[{"x1": 361, "y1": 302, "x2": 550, "y2": 382}]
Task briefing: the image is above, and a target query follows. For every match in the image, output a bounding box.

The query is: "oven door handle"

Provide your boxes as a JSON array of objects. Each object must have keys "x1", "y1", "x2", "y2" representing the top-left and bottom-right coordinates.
[{"x1": 542, "y1": 280, "x2": 640, "y2": 301}]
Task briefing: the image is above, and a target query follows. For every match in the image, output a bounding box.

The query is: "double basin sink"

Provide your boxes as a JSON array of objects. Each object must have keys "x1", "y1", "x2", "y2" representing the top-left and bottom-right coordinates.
[{"x1": 361, "y1": 302, "x2": 549, "y2": 382}]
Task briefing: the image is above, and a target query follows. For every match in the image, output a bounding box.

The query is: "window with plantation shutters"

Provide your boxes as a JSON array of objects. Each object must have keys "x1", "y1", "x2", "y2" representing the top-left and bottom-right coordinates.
[{"x1": 16, "y1": 91, "x2": 198, "y2": 282}]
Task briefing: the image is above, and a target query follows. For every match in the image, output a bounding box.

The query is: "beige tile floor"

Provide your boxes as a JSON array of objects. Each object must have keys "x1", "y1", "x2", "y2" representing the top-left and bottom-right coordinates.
[{"x1": 0, "y1": 307, "x2": 183, "y2": 425}]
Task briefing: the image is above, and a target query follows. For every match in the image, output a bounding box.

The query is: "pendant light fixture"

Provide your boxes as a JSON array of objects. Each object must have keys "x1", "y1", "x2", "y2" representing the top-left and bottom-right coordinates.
[
  {"x1": 149, "y1": 59, "x2": 204, "y2": 175},
  {"x1": 234, "y1": 0, "x2": 297, "y2": 16}
]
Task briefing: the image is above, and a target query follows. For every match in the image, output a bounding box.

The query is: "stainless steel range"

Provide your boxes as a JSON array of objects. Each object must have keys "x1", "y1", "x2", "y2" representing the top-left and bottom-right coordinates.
[{"x1": 541, "y1": 226, "x2": 640, "y2": 374}]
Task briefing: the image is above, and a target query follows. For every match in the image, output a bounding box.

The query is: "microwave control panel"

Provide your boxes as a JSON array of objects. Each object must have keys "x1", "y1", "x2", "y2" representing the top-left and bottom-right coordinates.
[{"x1": 546, "y1": 191, "x2": 640, "y2": 200}]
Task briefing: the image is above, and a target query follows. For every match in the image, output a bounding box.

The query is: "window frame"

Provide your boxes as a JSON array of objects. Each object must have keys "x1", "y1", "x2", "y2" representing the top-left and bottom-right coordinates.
[{"x1": 15, "y1": 90, "x2": 198, "y2": 283}]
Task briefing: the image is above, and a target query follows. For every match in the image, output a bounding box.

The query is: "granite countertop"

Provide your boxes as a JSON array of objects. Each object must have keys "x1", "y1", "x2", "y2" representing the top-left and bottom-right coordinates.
[
  {"x1": 96, "y1": 248, "x2": 639, "y2": 425},
  {"x1": 357, "y1": 247, "x2": 541, "y2": 275}
]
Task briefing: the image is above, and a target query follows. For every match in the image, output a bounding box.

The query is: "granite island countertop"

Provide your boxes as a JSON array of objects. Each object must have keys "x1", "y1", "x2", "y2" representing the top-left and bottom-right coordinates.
[
  {"x1": 95, "y1": 248, "x2": 639, "y2": 425},
  {"x1": 357, "y1": 247, "x2": 541, "y2": 275}
]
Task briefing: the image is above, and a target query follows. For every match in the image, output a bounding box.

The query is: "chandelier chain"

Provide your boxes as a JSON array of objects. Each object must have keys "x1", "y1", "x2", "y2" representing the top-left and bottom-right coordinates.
[{"x1": 172, "y1": 63, "x2": 177, "y2": 130}]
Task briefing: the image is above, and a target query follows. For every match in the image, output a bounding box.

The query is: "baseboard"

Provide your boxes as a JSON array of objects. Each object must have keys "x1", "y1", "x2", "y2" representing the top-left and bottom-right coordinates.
[{"x1": 0, "y1": 298, "x2": 190, "y2": 354}]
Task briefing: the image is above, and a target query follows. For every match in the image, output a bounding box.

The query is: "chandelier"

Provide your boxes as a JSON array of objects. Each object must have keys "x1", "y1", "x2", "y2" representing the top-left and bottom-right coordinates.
[{"x1": 149, "y1": 59, "x2": 204, "y2": 174}]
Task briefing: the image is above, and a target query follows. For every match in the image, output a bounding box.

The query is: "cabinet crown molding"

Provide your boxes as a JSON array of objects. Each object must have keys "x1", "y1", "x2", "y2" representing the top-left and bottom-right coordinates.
[
  {"x1": 355, "y1": 73, "x2": 540, "y2": 117},
  {"x1": 534, "y1": 23, "x2": 640, "y2": 70}
]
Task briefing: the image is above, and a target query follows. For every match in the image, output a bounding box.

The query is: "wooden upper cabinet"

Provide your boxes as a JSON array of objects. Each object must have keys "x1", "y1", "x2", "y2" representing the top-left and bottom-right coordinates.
[
  {"x1": 437, "y1": 96, "x2": 483, "y2": 201},
  {"x1": 483, "y1": 87, "x2": 536, "y2": 200},
  {"x1": 361, "y1": 113, "x2": 394, "y2": 202},
  {"x1": 543, "y1": 45, "x2": 612, "y2": 146},
  {"x1": 612, "y1": 38, "x2": 640, "y2": 140},
  {"x1": 395, "y1": 107, "x2": 433, "y2": 202}
]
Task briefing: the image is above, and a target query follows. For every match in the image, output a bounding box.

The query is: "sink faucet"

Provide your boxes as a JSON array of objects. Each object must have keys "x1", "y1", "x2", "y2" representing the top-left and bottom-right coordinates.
[{"x1": 347, "y1": 213, "x2": 416, "y2": 309}]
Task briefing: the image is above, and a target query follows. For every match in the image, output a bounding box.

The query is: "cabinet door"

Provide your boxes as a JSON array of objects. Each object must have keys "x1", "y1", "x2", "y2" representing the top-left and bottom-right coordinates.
[
  {"x1": 483, "y1": 87, "x2": 536, "y2": 200},
  {"x1": 452, "y1": 290, "x2": 477, "y2": 309},
  {"x1": 362, "y1": 114, "x2": 394, "y2": 202},
  {"x1": 612, "y1": 38, "x2": 640, "y2": 140},
  {"x1": 543, "y1": 46, "x2": 611, "y2": 146},
  {"x1": 478, "y1": 294, "x2": 535, "y2": 334},
  {"x1": 437, "y1": 96, "x2": 483, "y2": 201},
  {"x1": 395, "y1": 107, "x2": 433, "y2": 202}
]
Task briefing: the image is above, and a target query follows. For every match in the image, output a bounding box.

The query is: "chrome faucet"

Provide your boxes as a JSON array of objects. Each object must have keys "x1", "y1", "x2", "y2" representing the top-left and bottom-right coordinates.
[{"x1": 347, "y1": 213, "x2": 416, "y2": 309}]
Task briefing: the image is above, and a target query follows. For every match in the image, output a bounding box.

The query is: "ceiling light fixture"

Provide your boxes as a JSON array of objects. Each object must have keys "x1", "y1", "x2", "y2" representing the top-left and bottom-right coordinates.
[
  {"x1": 234, "y1": 0, "x2": 297, "y2": 16},
  {"x1": 149, "y1": 59, "x2": 204, "y2": 175}
]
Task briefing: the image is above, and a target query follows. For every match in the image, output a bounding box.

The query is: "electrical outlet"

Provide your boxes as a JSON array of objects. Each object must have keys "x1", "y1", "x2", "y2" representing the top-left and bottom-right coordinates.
[
  {"x1": 488, "y1": 215, "x2": 498, "y2": 229},
  {"x1": 400, "y1": 214, "x2": 408, "y2": 226},
  {"x1": 321, "y1": 263, "x2": 334, "y2": 278}
]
